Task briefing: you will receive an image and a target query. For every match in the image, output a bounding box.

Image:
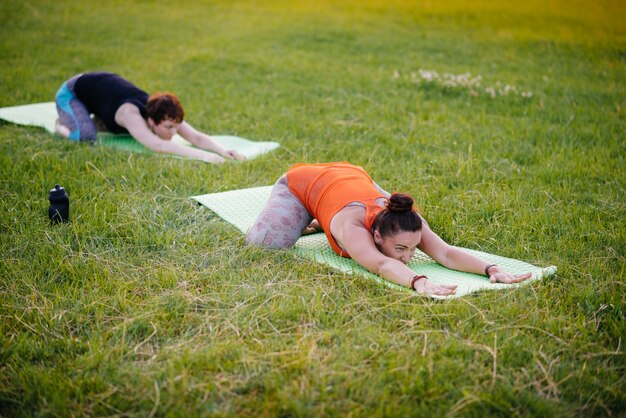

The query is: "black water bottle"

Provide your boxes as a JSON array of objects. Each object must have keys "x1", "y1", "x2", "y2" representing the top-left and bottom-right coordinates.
[{"x1": 48, "y1": 184, "x2": 69, "y2": 223}]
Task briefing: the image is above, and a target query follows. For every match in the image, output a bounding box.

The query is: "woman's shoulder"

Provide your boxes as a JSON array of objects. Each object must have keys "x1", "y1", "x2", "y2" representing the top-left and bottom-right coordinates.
[
  {"x1": 332, "y1": 205, "x2": 367, "y2": 228},
  {"x1": 115, "y1": 102, "x2": 141, "y2": 116}
]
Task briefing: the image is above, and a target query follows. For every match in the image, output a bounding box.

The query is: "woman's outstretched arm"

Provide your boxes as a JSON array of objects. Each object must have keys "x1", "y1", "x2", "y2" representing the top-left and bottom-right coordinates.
[
  {"x1": 331, "y1": 210, "x2": 457, "y2": 296},
  {"x1": 116, "y1": 104, "x2": 226, "y2": 163},
  {"x1": 177, "y1": 122, "x2": 246, "y2": 161},
  {"x1": 418, "y1": 220, "x2": 531, "y2": 284}
]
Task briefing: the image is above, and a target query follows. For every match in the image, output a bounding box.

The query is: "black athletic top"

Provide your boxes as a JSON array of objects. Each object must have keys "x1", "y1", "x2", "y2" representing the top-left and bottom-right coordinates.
[{"x1": 74, "y1": 72, "x2": 149, "y2": 134}]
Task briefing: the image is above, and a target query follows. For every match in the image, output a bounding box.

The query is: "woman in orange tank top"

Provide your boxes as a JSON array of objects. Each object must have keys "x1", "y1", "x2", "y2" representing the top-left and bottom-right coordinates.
[{"x1": 247, "y1": 162, "x2": 531, "y2": 296}]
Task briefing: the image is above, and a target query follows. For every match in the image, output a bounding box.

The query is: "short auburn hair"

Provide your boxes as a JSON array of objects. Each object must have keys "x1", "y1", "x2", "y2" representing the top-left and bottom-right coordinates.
[{"x1": 146, "y1": 92, "x2": 184, "y2": 124}]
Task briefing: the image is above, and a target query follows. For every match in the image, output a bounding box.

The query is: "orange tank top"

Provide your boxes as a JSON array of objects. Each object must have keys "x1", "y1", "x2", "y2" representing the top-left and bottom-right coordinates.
[{"x1": 286, "y1": 162, "x2": 386, "y2": 257}]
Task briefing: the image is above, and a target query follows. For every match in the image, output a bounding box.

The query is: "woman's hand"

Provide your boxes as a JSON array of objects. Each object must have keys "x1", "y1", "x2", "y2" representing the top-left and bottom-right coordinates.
[
  {"x1": 222, "y1": 149, "x2": 246, "y2": 160},
  {"x1": 488, "y1": 268, "x2": 532, "y2": 284},
  {"x1": 413, "y1": 277, "x2": 457, "y2": 296}
]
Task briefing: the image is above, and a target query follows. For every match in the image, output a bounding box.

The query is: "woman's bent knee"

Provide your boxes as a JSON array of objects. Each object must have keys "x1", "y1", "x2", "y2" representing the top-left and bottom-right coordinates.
[{"x1": 246, "y1": 228, "x2": 295, "y2": 249}]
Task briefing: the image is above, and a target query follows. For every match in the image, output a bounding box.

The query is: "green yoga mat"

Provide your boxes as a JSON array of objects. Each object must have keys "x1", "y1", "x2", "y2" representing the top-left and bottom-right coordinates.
[
  {"x1": 0, "y1": 102, "x2": 280, "y2": 159},
  {"x1": 191, "y1": 186, "x2": 557, "y2": 299}
]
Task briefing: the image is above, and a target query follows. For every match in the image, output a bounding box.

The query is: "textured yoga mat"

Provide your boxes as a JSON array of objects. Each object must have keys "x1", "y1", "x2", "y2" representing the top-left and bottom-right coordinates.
[
  {"x1": 0, "y1": 102, "x2": 280, "y2": 159},
  {"x1": 191, "y1": 186, "x2": 556, "y2": 299}
]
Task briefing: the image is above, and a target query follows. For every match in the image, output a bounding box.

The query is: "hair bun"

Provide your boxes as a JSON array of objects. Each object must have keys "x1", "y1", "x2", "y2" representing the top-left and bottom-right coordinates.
[{"x1": 387, "y1": 193, "x2": 414, "y2": 212}]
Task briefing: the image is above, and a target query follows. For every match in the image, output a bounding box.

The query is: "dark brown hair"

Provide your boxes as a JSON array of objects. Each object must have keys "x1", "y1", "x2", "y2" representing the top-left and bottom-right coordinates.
[
  {"x1": 371, "y1": 193, "x2": 422, "y2": 238},
  {"x1": 146, "y1": 92, "x2": 184, "y2": 124}
]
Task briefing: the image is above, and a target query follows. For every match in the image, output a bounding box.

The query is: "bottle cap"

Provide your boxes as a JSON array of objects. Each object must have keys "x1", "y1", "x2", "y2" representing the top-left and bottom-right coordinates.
[{"x1": 50, "y1": 184, "x2": 65, "y2": 194}]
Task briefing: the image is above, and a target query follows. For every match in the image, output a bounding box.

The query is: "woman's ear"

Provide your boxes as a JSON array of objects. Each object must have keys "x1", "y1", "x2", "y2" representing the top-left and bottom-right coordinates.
[
  {"x1": 146, "y1": 117, "x2": 156, "y2": 134},
  {"x1": 373, "y1": 230, "x2": 382, "y2": 245}
]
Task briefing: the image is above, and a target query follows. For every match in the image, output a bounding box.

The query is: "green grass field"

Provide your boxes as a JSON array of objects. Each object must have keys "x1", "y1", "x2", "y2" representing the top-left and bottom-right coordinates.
[{"x1": 1, "y1": 0, "x2": 624, "y2": 416}]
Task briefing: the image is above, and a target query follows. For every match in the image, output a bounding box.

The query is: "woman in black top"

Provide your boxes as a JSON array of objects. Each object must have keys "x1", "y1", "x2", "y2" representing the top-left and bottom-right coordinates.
[{"x1": 55, "y1": 72, "x2": 244, "y2": 163}]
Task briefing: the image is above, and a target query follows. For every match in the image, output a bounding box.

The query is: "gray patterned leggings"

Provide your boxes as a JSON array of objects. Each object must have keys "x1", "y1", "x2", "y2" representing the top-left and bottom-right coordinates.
[
  {"x1": 246, "y1": 175, "x2": 313, "y2": 249},
  {"x1": 246, "y1": 175, "x2": 390, "y2": 249}
]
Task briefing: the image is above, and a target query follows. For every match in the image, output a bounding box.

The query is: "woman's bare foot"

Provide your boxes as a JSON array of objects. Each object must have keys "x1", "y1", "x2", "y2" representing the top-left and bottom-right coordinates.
[{"x1": 55, "y1": 119, "x2": 71, "y2": 138}]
